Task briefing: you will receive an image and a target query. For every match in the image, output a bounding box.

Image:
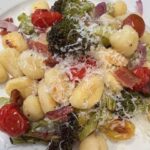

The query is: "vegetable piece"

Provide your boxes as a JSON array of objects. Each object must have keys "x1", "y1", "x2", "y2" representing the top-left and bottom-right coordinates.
[
  {"x1": 10, "y1": 90, "x2": 23, "y2": 107},
  {"x1": 49, "y1": 113, "x2": 80, "y2": 150},
  {"x1": 79, "y1": 113, "x2": 99, "y2": 141},
  {"x1": 133, "y1": 67, "x2": 150, "y2": 95},
  {"x1": 5, "y1": 76, "x2": 37, "y2": 98},
  {"x1": 123, "y1": 14, "x2": 145, "y2": 37},
  {"x1": 111, "y1": 0, "x2": 127, "y2": 17},
  {"x1": 18, "y1": 13, "x2": 34, "y2": 35},
  {"x1": 95, "y1": 2, "x2": 107, "y2": 18},
  {"x1": 0, "y1": 63, "x2": 8, "y2": 83},
  {"x1": 110, "y1": 25, "x2": 139, "y2": 57},
  {"x1": 23, "y1": 95, "x2": 44, "y2": 121},
  {"x1": 69, "y1": 75, "x2": 104, "y2": 109},
  {"x1": 38, "y1": 81, "x2": 57, "y2": 113},
  {"x1": 136, "y1": 0, "x2": 143, "y2": 15},
  {"x1": 79, "y1": 134, "x2": 108, "y2": 150},
  {"x1": 0, "y1": 103, "x2": 29, "y2": 137},
  {"x1": 0, "y1": 48, "x2": 23, "y2": 78},
  {"x1": 31, "y1": 9, "x2": 62, "y2": 28},
  {"x1": 0, "y1": 97, "x2": 10, "y2": 107},
  {"x1": 69, "y1": 67, "x2": 86, "y2": 82},
  {"x1": 2, "y1": 32, "x2": 28, "y2": 52},
  {"x1": 32, "y1": 0, "x2": 50, "y2": 12},
  {"x1": 46, "y1": 106, "x2": 73, "y2": 121},
  {"x1": 100, "y1": 119, "x2": 135, "y2": 141},
  {"x1": 18, "y1": 50, "x2": 45, "y2": 80},
  {"x1": 114, "y1": 67, "x2": 141, "y2": 89},
  {"x1": 0, "y1": 20, "x2": 18, "y2": 33}
]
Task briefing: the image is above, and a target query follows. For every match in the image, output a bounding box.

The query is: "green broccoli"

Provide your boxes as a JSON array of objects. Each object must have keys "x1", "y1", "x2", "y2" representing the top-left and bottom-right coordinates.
[
  {"x1": 47, "y1": 18, "x2": 90, "y2": 55},
  {"x1": 18, "y1": 13, "x2": 34, "y2": 35}
]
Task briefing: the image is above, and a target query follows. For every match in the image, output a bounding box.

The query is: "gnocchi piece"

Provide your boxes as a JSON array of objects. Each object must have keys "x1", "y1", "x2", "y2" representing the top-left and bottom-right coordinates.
[
  {"x1": 2, "y1": 32, "x2": 28, "y2": 52},
  {"x1": 23, "y1": 95, "x2": 44, "y2": 121},
  {"x1": 0, "y1": 48, "x2": 23, "y2": 77},
  {"x1": 38, "y1": 81, "x2": 57, "y2": 113},
  {"x1": 18, "y1": 50, "x2": 45, "y2": 80},
  {"x1": 44, "y1": 68, "x2": 73, "y2": 104},
  {"x1": 5, "y1": 76, "x2": 37, "y2": 98},
  {"x1": 100, "y1": 119, "x2": 135, "y2": 141},
  {"x1": 140, "y1": 31, "x2": 150, "y2": 45},
  {"x1": 111, "y1": 0, "x2": 127, "y2": 17},
  {"x1": 0, "y1": 64, "x2": 8, "y2": 83},
  {"x1": 110, "y1": 25, "x2": 139, "y2": 57},
  {"x1": 80, "y1": 134, "x2": 108, "y2": 150},
  {"x1": 104, "y1": 72, "x2": 122, "y2": 92},
  {"x1": 69, "y1": 75, "x2": 104, "y2": 109},
  {"x1": 32, "y1": 0, "x2": 50, "y2": 12}
]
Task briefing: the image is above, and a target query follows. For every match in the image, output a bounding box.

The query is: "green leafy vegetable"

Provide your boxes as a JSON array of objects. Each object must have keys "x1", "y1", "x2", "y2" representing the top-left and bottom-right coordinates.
[
  {"x1": 0, "y1": 97, "x2": 10, "y2": 107},
  {"x1": 18, "y1": 13, "x2": 34, "y2": 35}
]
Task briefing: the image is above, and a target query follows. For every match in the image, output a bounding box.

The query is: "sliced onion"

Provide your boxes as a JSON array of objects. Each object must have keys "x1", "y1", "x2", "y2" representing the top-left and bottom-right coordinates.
[
  {"x1": 0, "y1": 20, "x2": 18, "y2": 32},
  {"x1": 136, "y1": 0, "x2": 143, "y2": 15},
  {"x1": 95, "y1": 2, "x2": 107, "y2": 18}
]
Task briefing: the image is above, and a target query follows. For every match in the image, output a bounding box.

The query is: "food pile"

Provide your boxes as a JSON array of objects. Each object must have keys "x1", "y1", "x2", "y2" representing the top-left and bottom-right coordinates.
[{"x1": 0, "y1": 0, "x2": 150, "y2": 150}]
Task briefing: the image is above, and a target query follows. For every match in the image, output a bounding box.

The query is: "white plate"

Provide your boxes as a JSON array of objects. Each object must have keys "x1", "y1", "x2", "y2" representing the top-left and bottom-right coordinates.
[{"x1": 0, "y1": 0, "x2": 150, "y2": 150}]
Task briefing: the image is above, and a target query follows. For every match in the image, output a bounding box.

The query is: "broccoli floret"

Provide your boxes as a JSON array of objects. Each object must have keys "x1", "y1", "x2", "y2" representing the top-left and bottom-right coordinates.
[
  {"x1": 18, "y1": 13, "x2": 34, "y2": 35},
  {"x1": 47, "y1": 18, "x2": 90, "y2": 55},
  {"x1": 48, "y1": 114, "x2": 80, "y2": 150}
]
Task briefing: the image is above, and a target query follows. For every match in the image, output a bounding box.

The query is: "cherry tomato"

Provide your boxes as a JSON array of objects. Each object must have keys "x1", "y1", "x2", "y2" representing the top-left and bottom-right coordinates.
[
  {"x1": 0, "y1": 104, "x2": 29, "y2": 137},
  {"x1": 133, "y1": 67, "x2": 150, "y2": 94},
  {"x1": 31, "y1": 9, "x2": 62, "y2": 28},
  {"x1": 123, "y1": 14, "x2": 145, "y2": 37},
  {"x1": 69, "y1": 67, "x2": 86, "y2": 81}
]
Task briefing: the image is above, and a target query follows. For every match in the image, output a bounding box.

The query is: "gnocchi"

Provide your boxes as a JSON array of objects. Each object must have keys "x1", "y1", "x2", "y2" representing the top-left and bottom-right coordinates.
[
  {"x1": 38, "y1": 81, "x2": 57, "y2": 113},
  {"x1": 0, "y1": 64, "x2": 8, "y2": 83},
  {"x1": 2, "y1": 32, "x2": 28, "y2": 52},
  {"x1": 18, "y1": 50, "x2": 45, "y2": 80},
  {"x1": 104, "y1": 72, "x2": 122, "y2": 92},
  {"x1": 23, "y1": 95, "x2": 44, "y2": 121},
  {"x1": 140, "y1": 31, "x2": 150, "y2": 45},
  {"x1": 32, "y1": 0, "x2": 50, "y2": 12},
  {"x1": 0, "y1": 48, "x2": 23, "y2": 77},
  {"x1": 111, "y1": 0, "x2": 127, "y2": 17},
  {"x1": 5, "y1": 76, "x2": 37, "y2": 98},
  {"x1": 69, "y1": 75, "x2": 104, "y2": 109},
  {"x1": 110, "y1": 25, "x2": 139, "y2": 57},
  {"x1": 44, "y1": 68, "x2": 73, "y2": 104},
  {"x1": 80, "y1": 134, "x2": 108, "y2": 150}
]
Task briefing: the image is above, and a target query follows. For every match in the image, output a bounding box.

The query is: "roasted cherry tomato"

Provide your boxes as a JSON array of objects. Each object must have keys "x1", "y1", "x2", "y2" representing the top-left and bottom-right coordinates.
[
  {"x1": 69, "y1": 67, "x2": 86, "y2": 82},
  {"x1": 31, "y1": 9, "x2": 62, "y2": 28},
  {"x1": 123, "y1": 14, "x2": 145, "y2": 37},
  {"x1": 133, "y1": 67, "x2": 150, "y2": 94},
  {"x1": 0, "y1": 104, "x2": 29, "y2": 137}
]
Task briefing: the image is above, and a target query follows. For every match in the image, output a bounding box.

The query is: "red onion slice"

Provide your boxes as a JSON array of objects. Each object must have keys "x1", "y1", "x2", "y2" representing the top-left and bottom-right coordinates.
[
  {"x1": 95, "y1": 2, "x2": 107, "y2": 18},
  {"x1": 136, "y1": 0, "x2": 143, "y2": 15},
  {"x1": 0, "y1": 20, "x2": 18, "y2": 32}
]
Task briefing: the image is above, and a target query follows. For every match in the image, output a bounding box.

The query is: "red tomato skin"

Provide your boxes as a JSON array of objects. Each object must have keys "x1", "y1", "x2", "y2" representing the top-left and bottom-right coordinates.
[
  {"x1": 123, "y1": 14, "x2": 145, "y2": 37},
  {"x1": 70, "y1": 67, "x2": 86, "y2": 81},
  {"x1": 31, "y1": 9, "x2": 62, "y2": 28},
  {"x1": 133, "y1": 67, "x2": 150, "y2": 94},
  {"x1": 0, "y1": 104, "x2": 29, "y2": 137}
]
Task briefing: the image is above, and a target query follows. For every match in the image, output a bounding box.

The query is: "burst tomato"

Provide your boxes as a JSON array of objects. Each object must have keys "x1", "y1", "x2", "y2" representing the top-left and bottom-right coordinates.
[
  {"x1": 0, "y1": 104, "x2": 29, "y2": 137},
  {"x1": 123, "y1": 14, "x2": 145, "y2": 37},
  {"x1": 31, "y1": 9, "x2": 62, "y2": 28}
]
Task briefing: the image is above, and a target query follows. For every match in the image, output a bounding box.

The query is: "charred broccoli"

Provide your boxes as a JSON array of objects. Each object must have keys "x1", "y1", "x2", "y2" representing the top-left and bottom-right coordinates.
[
  {"x1": 48, "y1": 114, "x2": 80, "y2": 150},
  {"x1": 47, "y1": 18, "x2": 91, "y2": 55}
]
